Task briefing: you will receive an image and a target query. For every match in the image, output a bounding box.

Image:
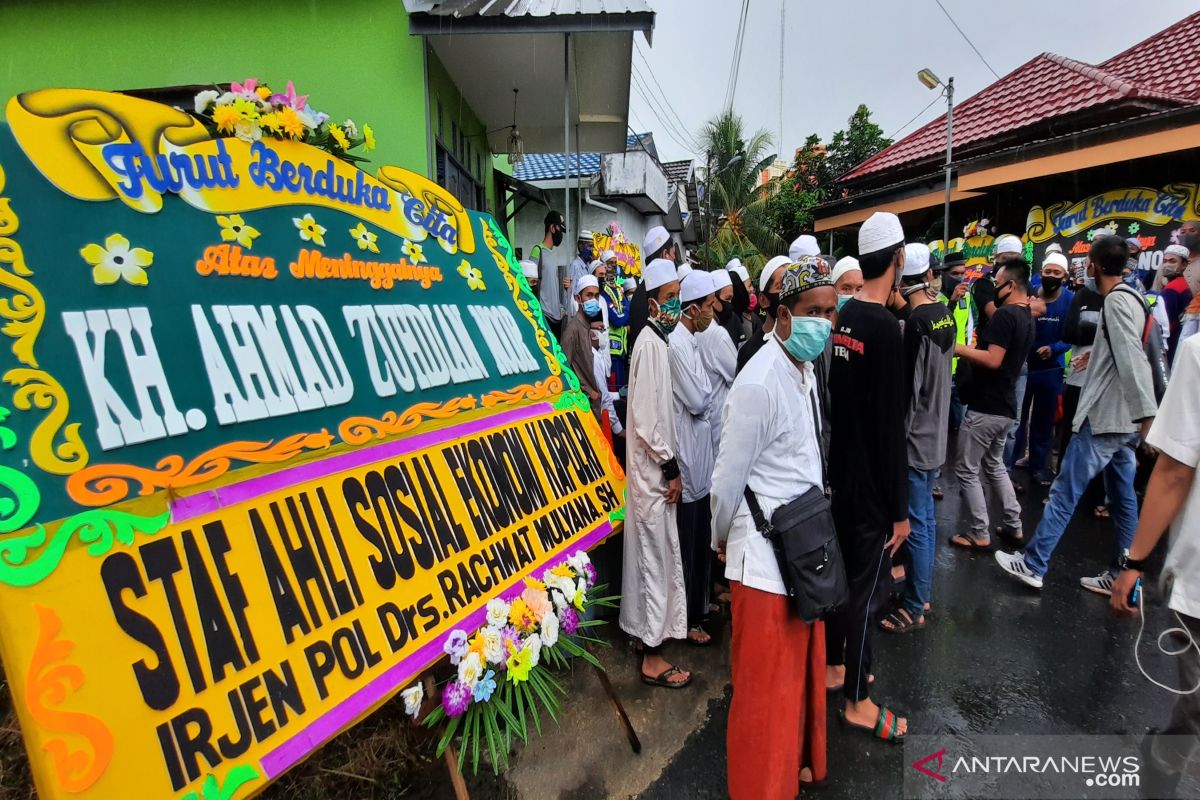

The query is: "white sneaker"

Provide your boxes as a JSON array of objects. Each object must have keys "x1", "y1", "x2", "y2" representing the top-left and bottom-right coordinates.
[
  {"x1": 1080, "y1": 571, "x2": 1115, "y2": 597},
  {"x1": 994, "y1": 550, "x2": 1044, "y2": 589}
]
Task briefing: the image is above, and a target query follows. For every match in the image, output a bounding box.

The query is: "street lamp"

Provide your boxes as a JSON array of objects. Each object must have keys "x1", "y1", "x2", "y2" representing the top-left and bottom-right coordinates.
[{"x1": 918, "y1": 69, "x2": 954, "y2": 247}]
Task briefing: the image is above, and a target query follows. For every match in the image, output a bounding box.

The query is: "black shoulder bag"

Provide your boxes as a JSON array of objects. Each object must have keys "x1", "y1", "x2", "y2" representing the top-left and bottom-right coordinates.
[{"x1": 742, "y1": 388, "x2": 848, "y2": 622}]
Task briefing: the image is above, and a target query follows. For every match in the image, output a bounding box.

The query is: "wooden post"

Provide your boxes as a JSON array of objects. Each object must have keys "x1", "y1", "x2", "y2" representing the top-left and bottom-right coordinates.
[
  {"x1": 589, "y1": 650, "x2": 641, "y2": 754},
  {"x1": 424, "y1": 675, "x2": 470, "y2": 800}
]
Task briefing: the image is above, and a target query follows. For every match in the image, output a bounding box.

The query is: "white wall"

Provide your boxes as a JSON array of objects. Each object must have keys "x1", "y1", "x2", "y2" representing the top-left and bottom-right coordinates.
[{"x1": 512, "y1": 186, "x2": 669, "y2": 273}]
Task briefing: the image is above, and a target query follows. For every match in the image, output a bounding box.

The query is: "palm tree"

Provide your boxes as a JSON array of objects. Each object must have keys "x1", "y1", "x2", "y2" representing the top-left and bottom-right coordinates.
[{"x1": 698, "y1": 111, "x2": 781, "y2": 261}]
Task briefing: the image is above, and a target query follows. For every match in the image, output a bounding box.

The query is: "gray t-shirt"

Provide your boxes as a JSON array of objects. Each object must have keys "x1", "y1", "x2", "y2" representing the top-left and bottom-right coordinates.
[
  {"x1": 531, "y1": 243, "x2": 562, "y2": 321},
  {"x1": 904, "y1": 301, "x2": 957, "y2": 470}
]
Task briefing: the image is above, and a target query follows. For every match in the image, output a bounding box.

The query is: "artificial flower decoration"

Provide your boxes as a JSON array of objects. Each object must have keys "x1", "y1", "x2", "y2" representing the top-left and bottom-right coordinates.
[
  {"x1": 190, "y1": 79, "x2": 376, "y2": 162},
  {"x1": 349, "y1": 222, "x2": 379, "y2": 253},
  {"x1": 421, "y1": 551, "x2": 615, "y2": 775},
  {"x1": 80, "y1": 234, "x2": 154, "y2": 286},
  {"x1": 458, "y1": 260, "x2": 486, "y2": 292},
  {"x1": 403, "y1": 239, "x2": 425, "y2": 263},
  {"x1": 401, "y1": 684, "x2": 424, "y2": 719},
  {"x1": 294, "y1": 213, "x2": 327, "y2": 246},
  {"x1": 216, "y1": 214, "x2": 260, "y2": 249}
]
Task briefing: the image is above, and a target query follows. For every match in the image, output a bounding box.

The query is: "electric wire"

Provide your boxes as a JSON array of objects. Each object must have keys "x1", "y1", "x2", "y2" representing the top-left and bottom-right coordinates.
[{"x1": 933, "y1": 0, "x2": 1000, "y2": 80}]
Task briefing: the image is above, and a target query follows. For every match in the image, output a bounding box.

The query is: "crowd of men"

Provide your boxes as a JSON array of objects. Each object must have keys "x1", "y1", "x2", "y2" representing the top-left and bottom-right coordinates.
[{"x1": 523, "y1": 210, "x2": 1200, "y2": 800}]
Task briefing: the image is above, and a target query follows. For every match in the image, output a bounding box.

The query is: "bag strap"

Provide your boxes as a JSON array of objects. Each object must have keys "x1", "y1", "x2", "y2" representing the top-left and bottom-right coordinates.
[
  {"x1": 808, "y1": 382, "x2": 828, "y2": 488},
  {"x1": 742, "y1": 486, "x2": 772, "y2": 536}
]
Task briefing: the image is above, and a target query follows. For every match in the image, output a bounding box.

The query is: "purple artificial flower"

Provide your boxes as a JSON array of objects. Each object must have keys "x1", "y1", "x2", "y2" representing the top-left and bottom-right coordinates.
[
  {"x1": 442, "y1": 680, "x2": 471, "y2": 718},
  {"x1": 560, "y1": 606, "x2": 580, "y2": 635},
  {"x1": 500, "y1": 625, "x2": 523, "y2": 659},
  {"x1": 444, "y1": 629, "x2": 469, "y2": 665},
  {"x1": 584, "y1": 563, "x2": 597, "y2": 587}
]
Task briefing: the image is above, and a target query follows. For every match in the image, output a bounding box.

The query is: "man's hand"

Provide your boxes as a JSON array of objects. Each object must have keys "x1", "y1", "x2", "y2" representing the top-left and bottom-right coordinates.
[
  {"x1": 1110, "y1": 569, "x2": 1142, "y2": 615},
  {"x1": 1073, "y1": 352, "x2": 1090, "y2": 371},
  {"x1": 1139, "y1": 418, "x2": 1158, "y2": 455},
  {"x1": 716, "y1": 541, "x2": 727, "y2": 564},
  {"x1": 954, "y1": 343, "x2": 969, "y2": 357},
  {"x1": 562, "y1": 277, "x2": 573, "y2": 290},
  {"x1": 951, "y1": 282, "x2": 968, "y2": 303},
  {"x1": 1037, "y1": 345, "x2": 1052, "y2": 360},
  {"x1": 886, "y1": 519, "x2": 910, "y2": 556},
  {"x1": 1030, "y1": 297, "x2": 1047, "y2": 318},
  {"x1": 664, "y1": 476, "x2": 682, "y2": 504}
]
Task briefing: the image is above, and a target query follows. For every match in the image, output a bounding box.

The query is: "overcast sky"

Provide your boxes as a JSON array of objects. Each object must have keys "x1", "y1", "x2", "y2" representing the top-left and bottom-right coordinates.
[{"x1": 631, "y1": 0, "x2": 1198, "y2": 165}]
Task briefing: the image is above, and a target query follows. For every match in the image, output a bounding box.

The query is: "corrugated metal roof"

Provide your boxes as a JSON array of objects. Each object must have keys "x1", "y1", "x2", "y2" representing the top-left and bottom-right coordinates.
[
  {"x1": 841, "y1": 11, "x2": 1200, "y2": 184},
  {"x1": 404, "y1": 0, "x2": 653, "y2": 19},
  {"x1": 662, "y1": 159, "x2": 693, "y2": 185},
  {"x1": 514, "y1": 133, "x2": 647, "y2": 181}
]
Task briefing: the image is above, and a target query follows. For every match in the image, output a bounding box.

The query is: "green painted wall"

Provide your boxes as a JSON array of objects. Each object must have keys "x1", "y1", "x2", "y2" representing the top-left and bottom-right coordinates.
[
  {"x1": 0, "y1": 0, "x2": 428, "y2": 173},
  {"x1": 425, "y1": 47, "x2": 503, "y2": 215}
]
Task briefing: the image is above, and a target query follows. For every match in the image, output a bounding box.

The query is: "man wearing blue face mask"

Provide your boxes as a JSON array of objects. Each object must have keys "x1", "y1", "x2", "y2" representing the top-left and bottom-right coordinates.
[
  {"x1": 711, "y1": 256, "x2": 836, "y2": 797},
  {"x1": 561, "y1": 274, "x2": 604, "y2": 419}
]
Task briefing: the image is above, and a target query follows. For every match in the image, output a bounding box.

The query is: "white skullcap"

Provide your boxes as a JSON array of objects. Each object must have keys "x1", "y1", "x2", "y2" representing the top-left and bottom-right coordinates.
[
  {"x1": 588, "y1": 259, "x2": 605, "y2": 275},
  {"x1": 643, "y1": 226, "x2": 670, "y2": 256},
  {"x1": 858, "y1": 212, "x2": 905, "y2": 256},
  {"x1": 624, "y1": 277, "x2": 637, "y2": 290},
  {"x1": 725, "y1": 257, "x2": 744, "y2": 271},
  {"x1": 902, "y1": 243, "x2": 931, "y2": 277},
  {"x1": 830, "y1": 256, "x2": 861, "y2": 285},
  {"x1": 994, "y1": 234, "x2": 1023, "y2": 255},
  {"x1": 759, "y1": 255, "x2": 792, "y2": 292},
  {"x1": 1041, "y1": 252, "x2": 1069, "y2": 271},
  {"x1": 1165, "y1": 244, "x2": 1190, "y2": 261},
  {"x1": 643, "y1": 258, "x2": 678, "y2": 291},
  {"x1": 731, "y1": 264, "x2": 750, "y2": 283},
  {"x1": 680, "y1": 270, "x2": 715, "y2": 303},
  {"x1": 677, "y1": 262, "x2": 694, "y2": 280},
  {"x1": 601, "y1": 249, "x2": 617, "y2": 262},
  {"x1": 520, "y1": 259, "x2": 539, "y2": 280},
  {"x1": 578, "y1": 229, "x2": 594, "y2": 243},
  {"x1": 574, "y1": 274, "x2": 599, "y2": 295},
  {"x1": 789, "y1": 234, "x2": 820, "y2": 261},
  {"x1": 1045, "y1": 242, "x2": 1063, "y2": 254},
  {"x1": 710, "y1": 269, "x2": 733, "y2": 291}
]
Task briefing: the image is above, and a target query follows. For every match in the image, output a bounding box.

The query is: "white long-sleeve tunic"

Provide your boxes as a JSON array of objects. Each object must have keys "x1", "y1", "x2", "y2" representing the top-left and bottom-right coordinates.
[
  {"x1": 696, "y1": 323, "x2": 737, "y2": 456},
  {"x1": 619, "y1": 324, "x2": 687, "y2": 647},
  {"x1": 668, "y1": 323, "x2": 715, "y2": 503}
]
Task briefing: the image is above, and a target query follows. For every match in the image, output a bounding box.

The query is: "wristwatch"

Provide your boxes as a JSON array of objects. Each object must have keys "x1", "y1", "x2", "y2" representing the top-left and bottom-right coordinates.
[{"x1": 1117, "y1": 548, "x2": 1147, "y2": 572}]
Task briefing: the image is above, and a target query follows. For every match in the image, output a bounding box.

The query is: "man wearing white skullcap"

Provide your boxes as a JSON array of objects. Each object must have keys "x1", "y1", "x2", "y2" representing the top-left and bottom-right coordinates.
[
  {"x1": 725, "y1": 257, "x2": 743, "y2": 272},
  {"x1": 628, "y1": 227, "x2": 680, "y2": 359},
  {"x1": 831, "y1": 256, "x2": 863, "y2": 309},
  {"x1": 826, "y1": 211, "x2": 910, "y2": 742},
  {"x1": 736, "y1": 255, "x2": 793, "y2": 374},
  {"x1": 677, "y1": 262, "x2": 694, "y2": 280},
  {"x1": 622, "y1": 257, "x2": 693, "y2": 688},
  {"x1": 670, "y1": 270, "x2": 719, "y2": 646},
  {"x1": 789, "y1": 234, "x2": 820, "y2": 262},
  {"x1": 598, "y1": 252, "x2": 632, "y2": 391},
  {"x1": 561, "y1": 273, "x2": 605, "y2": 420},
  {"x1": 624, "y1": 277, "x2": 637, "y2": 294},
  {"x1": 1160, "y1": 244, "x2": 1193, "y2": 357},
  {"x1": 970, "y1": 233, "x2": 1023, "y2": 336},
  {"x1": 885, "y1": 242, "x2": 956, "y2": 635},
  {"x1": 520, "y1": 259, "x2": 540, "y2": 293}
]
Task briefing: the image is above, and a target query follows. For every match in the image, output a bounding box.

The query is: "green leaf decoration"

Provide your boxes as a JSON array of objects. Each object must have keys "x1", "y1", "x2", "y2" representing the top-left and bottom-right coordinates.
[
  {"x1": 179, "y1": 764, "x2": 261, "y2": 800},
  {"x1": 0, "y1": 508, "x2": 170, "y2": 587}
]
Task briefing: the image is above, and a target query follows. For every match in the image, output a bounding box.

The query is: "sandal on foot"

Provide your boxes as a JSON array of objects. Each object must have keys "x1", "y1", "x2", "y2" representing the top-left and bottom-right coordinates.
[
  {"x1": 879, "y1": 607, "x2": 925, "y2": 634},
  {"x1": 641, "y1": 665, "x2": 692, "y2": 689},
  {"x1": 840, "y1": 705, "x2": 907, "y2": 743},
  {"x1": 685, "y1": 626, "x2": 712, "y2": 647},
  {"x1": 949, "y1": 533, "x2": 991, "y2": 550}
]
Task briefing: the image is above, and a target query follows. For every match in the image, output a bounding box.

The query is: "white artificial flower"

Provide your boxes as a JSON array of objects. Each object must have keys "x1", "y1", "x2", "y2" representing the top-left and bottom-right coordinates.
[
  {"x1": 234, "y1": 119, "x2": 262, "y2": 143},
  {"x1": 541, "y1": 611, "x2": 560, "y2": 647},
  {"x1": 216, "y1": 91, "x2": 238, "y2": 106},
  {"x1": 486, "y1": 599, "x2": 511, "y2": 629},
  {"x1": 194, "y1": 90, "x2": 220, "y2": 114},
  {"x1": 549, "y1": 586, "x2": 570, "y2": 613},
  {"x1": 342, "y1": 118, "x2": 359, "y2": 138},
  {"x1": 481, "y1": 628, "x2": 505, "y2": 666},
  {"x1": 576, "y1": 576, "x2": 588, "y2": 596},
  {"x1": 457, "y1": 651, "x2": 483, "y2": 689},
  {"x1": 401, "y1": 683, "x2": 424, "y2": 719},
  {"x1": 524, "y1": 633, "x2": 543, "y2": 668},
  {"x1": 567, "y1": 551, "x2": 591, "y2": 574}
]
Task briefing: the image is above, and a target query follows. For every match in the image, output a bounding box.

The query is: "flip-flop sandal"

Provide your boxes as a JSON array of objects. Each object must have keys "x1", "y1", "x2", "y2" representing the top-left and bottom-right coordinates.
[
  {"x1": 641, "y1": 665, "x2": 692, "y2": 689},
  {"x1": 879, "y1": 608, "x2": 925, "y2": 634},
  {"x1": 685, "y1": 626, "x2": 713, "y2": 647},
  {"x1": 949, "y1": 533, "x2": 991, "y2": 550},
  {"x1": 840, "y1": 705, "x2": 907, "y2": 744}
]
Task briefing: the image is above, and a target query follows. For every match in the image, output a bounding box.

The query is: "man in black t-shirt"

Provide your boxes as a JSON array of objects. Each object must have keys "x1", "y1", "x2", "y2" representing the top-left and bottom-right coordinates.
[
  {"x1": 826, "y1": 212, "x2": 910, "y2": 743},
  {"x1": 950, "y1": 259, "x2": 1036, "y2": 549}
]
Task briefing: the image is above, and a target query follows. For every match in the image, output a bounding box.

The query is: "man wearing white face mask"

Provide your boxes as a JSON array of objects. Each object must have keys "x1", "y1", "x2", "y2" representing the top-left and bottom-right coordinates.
[
  {"x1": 561, "y1": 274, "x2": 605, "y2": 419},
  {"x1": 711, "y1": 257, "x2": 837, "y2": 797},
  {"x1": 670, "y1": 270, "x2": 720, "y2": 646}
]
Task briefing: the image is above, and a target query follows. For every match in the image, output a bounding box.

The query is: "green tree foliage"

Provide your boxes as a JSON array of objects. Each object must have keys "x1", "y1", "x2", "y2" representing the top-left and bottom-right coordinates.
[
  {"x1": 763, "y1": 104, "x2": 891, "y2": 247},
  {"x1": 698, "y1": 111, "x2": 781, "y2": 261}
]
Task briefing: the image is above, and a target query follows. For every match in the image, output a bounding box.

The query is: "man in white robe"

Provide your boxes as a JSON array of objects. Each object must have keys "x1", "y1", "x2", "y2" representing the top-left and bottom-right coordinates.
[
  {"x1": 670, "y1": 270, "x2": 719, "y2": 645},
  {"x1": 620, "y1": 257, "x2": 691, "y2": 688},
  {"x1": 698, "y1": 269, "x2": 738, "y2": 455}
]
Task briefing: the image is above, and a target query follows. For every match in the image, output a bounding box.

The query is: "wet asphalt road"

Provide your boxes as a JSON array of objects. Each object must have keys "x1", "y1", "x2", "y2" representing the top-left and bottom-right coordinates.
[{"x1": 639, "y1": 461, "x2": 1195, "y2": 800}]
